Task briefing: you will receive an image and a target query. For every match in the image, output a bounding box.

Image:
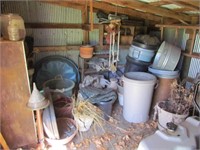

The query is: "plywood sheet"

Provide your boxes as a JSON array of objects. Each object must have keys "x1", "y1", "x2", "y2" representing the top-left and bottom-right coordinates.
[{"x1": 0, "y1": 40, "x2": 37, "y2": 148}]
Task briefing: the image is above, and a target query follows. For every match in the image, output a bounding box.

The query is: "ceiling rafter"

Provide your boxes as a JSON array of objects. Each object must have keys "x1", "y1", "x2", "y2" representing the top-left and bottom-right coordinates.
[
  {"x1": 92, "y1": 1, "x2": 162, "y2": 22},
  {"x1": 100, "y1": 0, "x2": 192, "y2": 22},
  {"x1": 178, "y1": 0, "x2": 200, "y2": 7},
  {"x1": 148, "y1": 1, "x2": 170, "y2": 6},
  {"x1": 162, "y1": 0, "x2": 200, "y2": 11},
  {"x1": 172, "y1": 7, "x2": 195, "y2": 13},
  {"x1": 41, "y1": 0, "x2": 163, "y2": 23}
]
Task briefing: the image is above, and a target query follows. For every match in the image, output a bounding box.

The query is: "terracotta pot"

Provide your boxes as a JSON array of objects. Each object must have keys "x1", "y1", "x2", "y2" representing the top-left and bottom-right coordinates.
[{"x1": 80, "y1": 45, "x2": 94, "y2": 58}]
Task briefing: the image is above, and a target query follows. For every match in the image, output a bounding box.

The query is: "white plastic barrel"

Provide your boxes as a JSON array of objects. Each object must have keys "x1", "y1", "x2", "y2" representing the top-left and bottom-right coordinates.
[{"x1": 123, "y1": 72, "x2": 157, "y2": 123}]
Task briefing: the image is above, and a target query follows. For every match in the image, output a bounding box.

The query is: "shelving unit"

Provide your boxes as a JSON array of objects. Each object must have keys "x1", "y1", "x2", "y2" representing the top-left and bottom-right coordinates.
[
  {"x1": 78, "y1": 54, "x2": 110, "y2": 82},
  {"x1": 156, "y1": 24, "x2": 200, "y2": 59}
]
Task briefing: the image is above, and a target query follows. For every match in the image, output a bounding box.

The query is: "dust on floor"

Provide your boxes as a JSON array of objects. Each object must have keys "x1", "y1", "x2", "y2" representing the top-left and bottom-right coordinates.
[{"x1": 65, "y1": 102, "x2": 157, "y2": 150}]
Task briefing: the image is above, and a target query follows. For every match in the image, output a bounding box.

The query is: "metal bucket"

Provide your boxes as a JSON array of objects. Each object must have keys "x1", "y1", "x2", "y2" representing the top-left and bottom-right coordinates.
[{"x1": 152, "y1": 41, "x2": 181, "y2": 71}]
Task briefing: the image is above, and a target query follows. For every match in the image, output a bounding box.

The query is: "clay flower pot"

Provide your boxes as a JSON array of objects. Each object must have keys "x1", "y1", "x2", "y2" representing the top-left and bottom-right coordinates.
[{"x1": 80, "y1": 45, "x2": 94, "y2": 58}]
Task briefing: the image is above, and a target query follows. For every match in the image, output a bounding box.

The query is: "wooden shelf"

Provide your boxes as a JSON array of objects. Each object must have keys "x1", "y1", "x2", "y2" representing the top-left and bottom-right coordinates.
[
  {"x1": 182, "y1": 52, "x2": 200, "y2": 59},
  {"x1": 156, "y1": 24, "x2": 200, "y2": 59}
]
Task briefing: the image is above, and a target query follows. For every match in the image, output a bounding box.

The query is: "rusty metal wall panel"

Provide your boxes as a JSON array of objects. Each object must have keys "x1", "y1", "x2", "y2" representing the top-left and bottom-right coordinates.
[{"x1": 0, "y1": 41, "x2": 37, "y2": 148}]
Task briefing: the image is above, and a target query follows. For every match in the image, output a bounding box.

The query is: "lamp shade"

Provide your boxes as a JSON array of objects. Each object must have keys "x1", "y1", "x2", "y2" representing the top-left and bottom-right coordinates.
[{"x1": 27, "y1": 83, "x2": 49, "y2": 110}]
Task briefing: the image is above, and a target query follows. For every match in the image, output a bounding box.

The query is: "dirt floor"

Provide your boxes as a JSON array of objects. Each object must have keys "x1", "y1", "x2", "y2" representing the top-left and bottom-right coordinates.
[{"x1": 63, "y1": 101, "x2": 158, "y2": 150}]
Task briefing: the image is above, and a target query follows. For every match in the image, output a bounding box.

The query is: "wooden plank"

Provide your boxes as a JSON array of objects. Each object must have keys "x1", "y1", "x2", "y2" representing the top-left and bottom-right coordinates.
[
  {"x1": 25, "y1": 23, "x2": 100, "y2": 30},
  {"x1": 0, "y1": 40, "x2": 37, "y2": 148},
  {"x1": 0, "y1": 133, "x2": 9, "y2": 150},
  {"x1": 173, "y1": 7, "x2": 194, "y2": 13},
  {"x1": 101, "y1": 0, "x2": 192, "y2": 22},
  {"x1": 40, "y1": 0, "x2": 84, "y2": 10},
  {"x1": 82, "y1": 1, "x2": 89, "y2": 44},
  {"x1": 99, "y1": 24, "x2": 104, "y2": 48},
  {"x1": 149, "y1": 1, "x2": 170, "y2": 6},
  {"x1": 178, "y1": 0, "x2": 200, "y2": 8},
  {"x1": 156, "y1": 24, "x2": 200, "y2": 30},
  {"x1": 189, "y1": 29, "x2": 196, "y2": 55},
  {"x1": 182, "y1": 52, "x2": 200, "y2": 59},
  {"x1": 33, "y1": 45, "x2": 130, "y2": 52}
]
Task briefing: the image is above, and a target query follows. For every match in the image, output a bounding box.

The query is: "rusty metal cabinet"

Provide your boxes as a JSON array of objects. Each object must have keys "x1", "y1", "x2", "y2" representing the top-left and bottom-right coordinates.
[{"x1": 0, "y1": 40, "x2": 37, "y2": 148}]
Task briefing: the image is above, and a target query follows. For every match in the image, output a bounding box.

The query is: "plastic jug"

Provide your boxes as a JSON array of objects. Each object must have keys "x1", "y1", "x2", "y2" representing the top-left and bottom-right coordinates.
[{"x1": 0, "y1": 13, "x2": 26, "y2": 41}]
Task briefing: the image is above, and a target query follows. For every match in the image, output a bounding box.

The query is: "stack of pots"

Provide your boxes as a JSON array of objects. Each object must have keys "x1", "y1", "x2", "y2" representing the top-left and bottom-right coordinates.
[
  {"x1": 149, "y1": 41, "x2": 182, "y2": 110},
  {"x1": 125, "y1": 41, "x2": 158, "y2": 73}
]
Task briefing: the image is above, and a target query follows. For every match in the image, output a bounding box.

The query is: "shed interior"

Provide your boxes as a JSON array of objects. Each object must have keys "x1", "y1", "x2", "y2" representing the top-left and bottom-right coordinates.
[{"x1": 0, "y1": 0, "x2": 200, "y2": 149}]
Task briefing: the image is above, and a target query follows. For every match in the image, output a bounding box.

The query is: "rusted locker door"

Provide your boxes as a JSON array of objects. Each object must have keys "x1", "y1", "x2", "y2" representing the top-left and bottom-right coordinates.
[{"x1": 0, "y1": 40, "x2": 37, "y2": 148}]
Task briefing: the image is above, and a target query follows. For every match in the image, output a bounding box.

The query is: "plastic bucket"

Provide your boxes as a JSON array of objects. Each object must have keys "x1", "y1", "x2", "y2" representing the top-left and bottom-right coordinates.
[
  {"x1": 43, "y1": 78, "x2": 75, "y2": 100},
  {"x1": 96, "y1": 98, "x2": 116, "y2": 121},
  {"x1": 156, "y1": 101, "x2": 188, "y2": 131},
  {"x1": 123, "y1": 72, "x2": 157, "y2": 123},
  {"x1": 152, "y1": 41, "x2": 181, "y2": 71},
  {"x1": 129, "y1": 45, "x2": 156, "y2": 62},
  {"x1": 125, "y1": 55, "x2": 151, "y2": 73}
]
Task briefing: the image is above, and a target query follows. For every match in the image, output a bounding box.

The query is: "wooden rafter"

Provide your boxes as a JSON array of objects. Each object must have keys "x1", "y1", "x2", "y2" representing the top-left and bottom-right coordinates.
[
  {"x1": 92, "y1": 1, "x2": 162, "y2": 22},
  {"x1": 173, "y1": 7, "x2": 195, "y2": 13},
  {"x1": 149, "y1": 1, "x2": 170, "y2": 6},
  {"x1": 42, "y1": 0, "x2": 163, "y2": 23},
  {"x1": 162, "y1": 0, "x2": 200, "y2": 11},
  {"x1": 101, "y1": 0, "x2": 192, "y2": 22},
  {"x1": 178, "y1": 0, "x2": 200, "y2": 8}
]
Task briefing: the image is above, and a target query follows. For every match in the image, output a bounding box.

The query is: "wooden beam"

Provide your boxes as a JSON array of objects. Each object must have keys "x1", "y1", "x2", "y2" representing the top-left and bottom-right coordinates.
[
  {"x1": 82, "y1": 1, "x2": 89, "y2": 44},
  {"x1": 178, "y1": 0, "x2": 200, "y2": 8},
  {"x1": 40, "y1": 0, "x2": 84, "y2": 10},
  {"x1": 25, "y1": 23, "x2": 100, "y2": 30},
  {"x1": 101, "y1": 0, "x2": 192, "y2": 22},
  {"x1": 173, "y1": 7, "x2": 194, "y2": 13},
  {"x1": 156, "y1": 24, "x2": 200, "y2": 30},
  {"x1": 92, "y1": 1, "x2": 162, "y2": 23},
  {"x1": 149, "y1": 1, "x2": 170, "y2": 6},
  {"x1": 33, "y1": 45, "x2": 130, "y2": 52}
]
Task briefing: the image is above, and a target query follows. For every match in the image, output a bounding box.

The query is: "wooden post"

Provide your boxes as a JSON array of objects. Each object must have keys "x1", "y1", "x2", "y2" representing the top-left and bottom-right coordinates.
[
  {"x1": 0, "y1": 133, "x2": 9, "y2": 150},
  {"x1": 189, "y1": 29, "x2": 196, "y2": 55},
  {"x1": 82, "y1": 1, "x2": 89, "y2": 44}
]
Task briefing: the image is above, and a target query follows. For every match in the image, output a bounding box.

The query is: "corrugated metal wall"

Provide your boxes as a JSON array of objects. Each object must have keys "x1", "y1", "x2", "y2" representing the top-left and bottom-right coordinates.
[
  {"x1": 2, "y1": 1, "x2": 100, "y2": 46},
  {"x1": 164, "y1": 28, "x2": 200, "y2": 80},
  {"x1": 188, "y1": 32, "x2": 200, "y2": 79}
]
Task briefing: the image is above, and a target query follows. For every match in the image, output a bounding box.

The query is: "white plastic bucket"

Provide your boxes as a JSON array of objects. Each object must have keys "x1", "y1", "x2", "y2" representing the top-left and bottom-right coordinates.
[
  {"x1": 123, "y1": 72, "x2": 157, "y2": 123},
  {"x1": 156, "y1": 101, "x2": 188, "y2": 131}
]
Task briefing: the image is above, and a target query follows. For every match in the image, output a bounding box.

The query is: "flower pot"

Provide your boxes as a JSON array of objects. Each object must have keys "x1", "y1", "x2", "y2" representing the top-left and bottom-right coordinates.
[
  {"x1": 155, "y1": 100, "x2": 189, "y2": 131},
  {"x1": 74, "y1": 114, "x2": 94, "y2": 132},
  {"x1": 80, "y1": 45, "x2": 94, "y2": 58}
]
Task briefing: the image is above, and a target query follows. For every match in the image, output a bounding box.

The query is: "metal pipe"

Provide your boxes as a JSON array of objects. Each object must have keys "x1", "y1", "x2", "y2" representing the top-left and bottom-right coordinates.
[{"x1": 36, "y1": 110, "x2": 45, "y2": 149}]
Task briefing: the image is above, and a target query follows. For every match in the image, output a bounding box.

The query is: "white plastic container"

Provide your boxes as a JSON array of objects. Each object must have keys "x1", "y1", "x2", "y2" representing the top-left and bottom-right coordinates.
[
  {"x1": 123, "y1": 72, "x2": 157, "y2": 123},
  {"x1": 0, "y1": 13, "x2": 26, "y2": 41}
]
